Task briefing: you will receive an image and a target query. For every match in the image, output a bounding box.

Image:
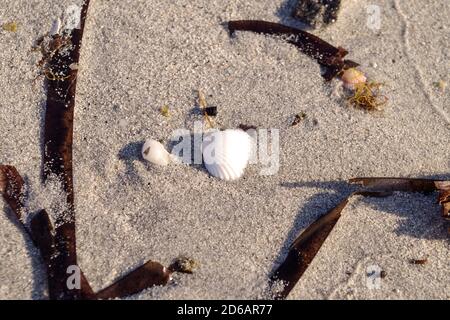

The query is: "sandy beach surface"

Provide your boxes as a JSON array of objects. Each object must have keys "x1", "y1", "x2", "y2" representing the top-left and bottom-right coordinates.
[{"x1": 0, "y1": 0, "x2": 449, "y2": 299}]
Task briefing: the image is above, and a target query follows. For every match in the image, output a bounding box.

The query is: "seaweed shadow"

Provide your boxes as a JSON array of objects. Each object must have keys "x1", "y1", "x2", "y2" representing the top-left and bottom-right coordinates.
[
  {"x1": 271, "y1": 180, "x2": 351, "y2": 272},
  {"x1": 38, "y1": 98, "x2": 46, "y2": 180}
]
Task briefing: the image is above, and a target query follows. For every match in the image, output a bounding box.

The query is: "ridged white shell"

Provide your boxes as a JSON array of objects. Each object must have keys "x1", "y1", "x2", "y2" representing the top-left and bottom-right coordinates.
[
  {"x1": 202, "y1": 129, "x2": 253, "y2": 181},
  {"x1": 142, "y1": 139, "x2": 171, "y2": 166}
]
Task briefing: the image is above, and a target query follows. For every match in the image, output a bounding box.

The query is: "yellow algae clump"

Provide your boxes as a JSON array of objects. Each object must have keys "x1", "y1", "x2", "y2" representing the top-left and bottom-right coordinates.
[
  {"x1": 160, "y1": 105, "x2": 171, "y2": 117},
  {"x1": 2, "y1": 22, "x2": 18, "y2": 32},
  {"x1": 347, "y1": 81, "x2": 388, "y2": 111}
]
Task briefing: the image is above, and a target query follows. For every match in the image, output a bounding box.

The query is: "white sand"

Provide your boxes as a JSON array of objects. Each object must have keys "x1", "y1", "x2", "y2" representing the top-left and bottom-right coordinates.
[{"x1": 0, "y1": 0, "x2": 449, "y2": 300}]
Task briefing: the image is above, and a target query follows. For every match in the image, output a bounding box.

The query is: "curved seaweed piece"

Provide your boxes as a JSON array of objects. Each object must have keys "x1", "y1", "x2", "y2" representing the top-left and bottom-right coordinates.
[
  {"x1": 0, "y1": 165, "x2": 95, "y2": 299},
  {"x1": 42, "y1": 0, "x2": 91, "y2": 300},
  {"x1": 269, "y1": 191, "x2": 391, "y2": 300},
  {"x1": 0, "y1": 165, "x2": 25, "y2": 221},
  {"x1": 96, "y1": 261, "x2": 172, "y2": 300},
  {"x1": 227, "y1": 20, "x2": 359, "y2": 80},
  {"x1": 351, "y1": 177, "x2": 450, "y2": 219},
  {"x1": 32, "y1": 0, "x2": 191, "y2": 299},
  {"x1": 272, "y1": 177, "x2": 450, "y2": 299}
]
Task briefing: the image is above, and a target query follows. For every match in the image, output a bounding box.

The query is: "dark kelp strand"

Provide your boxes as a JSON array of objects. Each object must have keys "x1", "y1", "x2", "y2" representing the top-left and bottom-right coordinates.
[
  {"x1": 42, "y1": 0, "x2": 91, "y2": 300},
  {"x1": 37, "y1": 0, "x2": 192, "y2": 299},
  {"x1": 227, "y1": 20, "x2": 359, "y2": 80},
  {"x1": 350, "y1": 177, "x2": 450, "y2": 218},
  {"x1": 96, "y1": 261, "x2": 172, "y2": 299},
  {"x1": 0, "y1": 165, "x2": 95, "y2": 299},
  {"x1": 269, "y1": 190, "x2": 390, "y2": 299},
  {"x1": 272, "y1": 177, "x2": 450, "y2": 298}
]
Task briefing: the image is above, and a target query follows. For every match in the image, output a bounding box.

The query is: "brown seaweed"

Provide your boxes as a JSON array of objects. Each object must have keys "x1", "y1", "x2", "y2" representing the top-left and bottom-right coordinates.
[
  {"x1": 1, "y1": 0, "x2": 193, "y2": 299},
  {"x1": 271, "y1": 177, "x2": 449, "y2": 298},
  {"x1": 0, "y1": 166, "x2": 95, "y2": 299},
  {"x1": 350, "y1": 177, "x2": 450, "y2": 218},
  {"x1": 0, "y1": 165, "x2": 25, "y2": 221},
  {"x1": 227, "y1": 20, "x2": 358, "y2": 80},
  {"x1": 41, "y1": 0, "x2": 91, "y2": 300},
  {"x1": 1, "y1": 163, "x2": 192, "y2": 300},
  {"x1": 30, "y1": 209, "x2": 95, "y2": 299},
  {"x1": 270, "y1": 190, "x2": 390, "y2": 299},
  {"x1": 40, "y1": 0, "x2": 188, "y2": 298}
]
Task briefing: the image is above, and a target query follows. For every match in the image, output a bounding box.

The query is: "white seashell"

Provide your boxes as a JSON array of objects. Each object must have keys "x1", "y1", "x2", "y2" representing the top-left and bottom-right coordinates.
[
  {"x1": 142, "y1": 139, "x2": 171, "y2": 166},
  {"x1": 202, "y1": 129, "x2": 253, "y2": 181},
  {"x1": 341, "y1": 68, "x2": 367, "y2": 90}
]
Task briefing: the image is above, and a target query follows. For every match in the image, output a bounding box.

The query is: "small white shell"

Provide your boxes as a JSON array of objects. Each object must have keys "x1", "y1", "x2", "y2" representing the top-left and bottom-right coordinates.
[
  {"x1": 202, "y1": 129, "x2": 253, "y2": 181},
  {"x1": 142, "y1": 139, "x2": 171, "y2": 166},
  {"x1": 341, "y1": 68, "x2": 367, "y2": 90}
]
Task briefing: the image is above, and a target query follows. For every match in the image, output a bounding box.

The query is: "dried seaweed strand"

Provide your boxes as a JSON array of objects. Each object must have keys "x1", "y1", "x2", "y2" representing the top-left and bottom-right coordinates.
[
  {"x1": 227, "y1": 20, "x2": 359, "y2": 80},
  {"x1": 42, "y1": 0, "x2": 91, "y2": 300},
  {"x1": 38, "y1": 0, "x2": 192, "y2": 299},
  {"x1": 270, "y1": 191, "x2": 391, "y2": 300},
  {"x1": 96, "y1": 261, "x2": 172, "y2": 299},
  {"x1": 0, "y1": 165, "x2": 25, "y2": 222},
  {"x1": 350, "y1": 177, "x2": 450, "y2": 219},
  {"x1": 0, "y1": 165, "x2": 95, "y2": 299}
]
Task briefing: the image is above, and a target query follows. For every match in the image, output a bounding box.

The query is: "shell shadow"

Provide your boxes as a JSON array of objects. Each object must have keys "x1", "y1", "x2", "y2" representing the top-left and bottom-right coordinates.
[
  {"x1": 167, "y1": 131, "x2": 209, "y2": 175},
  {"x1": 117, "y1": 141, "x2": 146, "y2": 184},
  {"x1": 271, "y1": 180, "x2": 351, "y2": 272}
]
